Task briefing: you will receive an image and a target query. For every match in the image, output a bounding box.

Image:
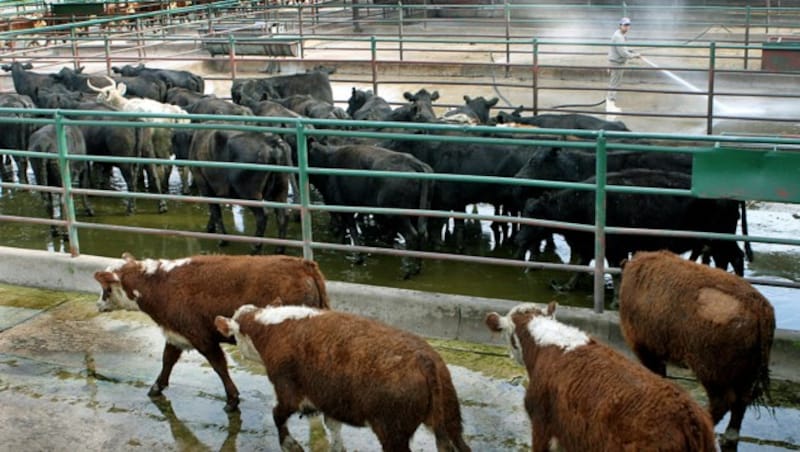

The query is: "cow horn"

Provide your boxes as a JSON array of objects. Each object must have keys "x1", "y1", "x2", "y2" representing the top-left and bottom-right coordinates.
[{"x1": 86, "y1": 76, "x2": 105, "y2": 93}]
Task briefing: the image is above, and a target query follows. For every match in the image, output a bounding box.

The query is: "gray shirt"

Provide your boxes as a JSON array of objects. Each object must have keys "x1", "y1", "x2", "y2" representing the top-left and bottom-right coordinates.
[{"x1": 608, "y1": 29, "x2": 636, "y2": 64}]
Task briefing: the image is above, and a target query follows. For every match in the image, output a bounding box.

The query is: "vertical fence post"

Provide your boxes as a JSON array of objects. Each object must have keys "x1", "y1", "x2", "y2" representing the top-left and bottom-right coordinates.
[
  {"x1": 398, "y1": 1, "x2": 404, "y2": 61},
  {"x1": 298, "y1": 5, "x2": 305, "y2": 58},
  {"x1": 532, "y1": 38, "x2": 538, "y2": 115},
  {"x1": 295, "y1": 121, "x2": 314, "y2": 261},
  {"x1": 707, "y1": 41, "x2": 716, "y2": 135},
  {"x1": 744, "y1": 6, "x2": 751, "y2": 70},
  {"x1": 55, "y1": 113, "x2": 80, "y2": 256},
  {"x1": 228, "y1": 34, "x2": 237, "y2": 80},
  {"x1": 593, "y1": 132, "x2": 607, "y2": 313},
  {"x1": 70, "y1": 26, "x2": 80, "y2": 69},
  {"x1": 104, "y1": 36, "x2": 112, "y2": 75},
  {"x1": 371, "y1": 35, "x2": 379, "y2": 95},
  {"x1": 504, "y1": 0, "x2": 510, "y2": 77}
]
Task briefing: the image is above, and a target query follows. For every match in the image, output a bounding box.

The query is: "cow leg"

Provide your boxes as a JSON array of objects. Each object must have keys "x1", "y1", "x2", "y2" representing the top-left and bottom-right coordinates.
[
  {"x1": 273, "y1": 206, "x2": 288, "y2": 254},
  {"x1": 720, "y1": 395, "x2": 748, "y2": 452},
  {"x1": 143, "y1": 162, "x2": 168, "y2": 213},
  {"x1": 371, "y1": 421, "x2": 413, "y2": 452},
  {"x1": 531, "y1": 422, "x2": 550, "y2": 452},
  {"x1": 272, "y1": 382, "x2": 303, "y2": 452},
  {"x1": 399, "y1": 218, "x2": 422, "y2": 279},
  {"x1": 207, "y1": 203, "x2": 228, "y2": 245},
  {"x1": 80, "y1": 165, "x2": 95, "y2": 217},
  {"x1": 118, "y1": 163, "x2": 138, "y2": 215},
  {"x1": 249, "y1": 206, "x2": 266, "y2": 255},
  {"x1": 198, "y1": 344, "x2": 240, "y2": 412},
  {"x1": 150, "y1": 342, "x2": 183, "y2": 397}
]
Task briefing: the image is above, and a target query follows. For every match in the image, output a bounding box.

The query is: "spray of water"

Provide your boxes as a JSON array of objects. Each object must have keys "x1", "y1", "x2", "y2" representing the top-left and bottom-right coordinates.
[{"x1": 637, "y1": 55, "x2": 759, "y2": 117}]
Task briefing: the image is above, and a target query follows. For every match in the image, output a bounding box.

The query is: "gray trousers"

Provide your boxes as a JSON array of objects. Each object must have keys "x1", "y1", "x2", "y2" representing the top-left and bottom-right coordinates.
[{"x1": 607, "y1": 61, "x2": 626, "y2": 101}]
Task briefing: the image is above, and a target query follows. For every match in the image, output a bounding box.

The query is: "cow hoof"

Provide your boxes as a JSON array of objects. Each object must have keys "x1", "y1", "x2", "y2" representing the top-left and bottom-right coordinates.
[
  {"x1": 158, "y1": 202, "x2": 168, "y2": 214},
  {"x1": 223, "y1": 399, "x2": 240, "y2": 413},
  {"x1": 147, "y1": 384, "x2": 165, "y2": 397},
  {"x1": 85, "y1": 208, "x2": 95, "y2": 217}
]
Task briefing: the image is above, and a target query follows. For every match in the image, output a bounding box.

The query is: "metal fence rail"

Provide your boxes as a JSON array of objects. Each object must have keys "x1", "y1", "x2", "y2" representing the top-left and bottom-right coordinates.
[{"x1": 2, "y1": 108, "x2": 799, "y2": 312}]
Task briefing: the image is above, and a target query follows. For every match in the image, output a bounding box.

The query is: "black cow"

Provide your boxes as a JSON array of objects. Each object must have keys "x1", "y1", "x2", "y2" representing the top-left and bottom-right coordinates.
[
  {"x1": 187, "y1": 128, "x2": 293, "y2": 254},
  {"x1": 28, "y1": 124, "x2": 94, "y2": 237},
  {"x1": 276, "y1": 94, "x2": 350, "y2": 121},
  {"x1": 383, "y1": 135, "x2": 538, "y2": 248},
  {"x1": 67, "y1": 102, "x2": 163, "y2": 214},
  {"x1": 347, "y1": 88, "x2": 392, "y2": 121},
  {"x1": 33, "y1": 84, "x2": 90, "y2": 109},
  {"x1": 308, "y1": 142, "x2": 433, "y2": 278},
  {"x1": 231, "y1": 69, "x2": 333, "y2": 107},
  {"x1": 0, "y1": 92, "x2": 35, "y2": 184},
  {"x1": 1, "y1": 62, "x2": 61, "y2": 106},
  {"x1": 112, "y1": 64, "x2": 205, "y2": 94},
  {"x1": 54, "y1": 66, "x2": 168, "y2": 102},
  {"x1": 515, "y1": 169, "x2": 747, "y2": 294},
  {"x1": 512, "y1": 146, "x2": 693, "y2": 202},
  {"x1": 496, "y1": 108, "x2": 630, "y2": 132},
  {"x1": 442, "y1": 95, "x2": 499, "y2": 124},
  {"x1": 184, "y1": 97, "x2": 254, "y2": 118},
  {"x1": 165, "y1": 87, "x2": 214, "y2": 108}
]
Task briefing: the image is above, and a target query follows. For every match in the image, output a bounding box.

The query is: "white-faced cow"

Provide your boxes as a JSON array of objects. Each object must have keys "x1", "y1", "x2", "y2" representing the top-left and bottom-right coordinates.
[
  {"x1": 94, "y1": 253, "x2": 330, "y2": 412},
  {"x1": 215, "y1": 304, "x2": 471, "y2": 452},
  {"x1": 485, "y1": 302, "x2": 717, "y2": 452},
  {"x1": 619, "y1": 250, "x2": 775, "y2": 451}
]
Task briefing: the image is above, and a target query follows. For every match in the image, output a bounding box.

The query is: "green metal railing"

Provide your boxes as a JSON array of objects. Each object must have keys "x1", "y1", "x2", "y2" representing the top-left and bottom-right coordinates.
[{"x1": 2, "y1": 108, "x2": 800, "y2": 313}]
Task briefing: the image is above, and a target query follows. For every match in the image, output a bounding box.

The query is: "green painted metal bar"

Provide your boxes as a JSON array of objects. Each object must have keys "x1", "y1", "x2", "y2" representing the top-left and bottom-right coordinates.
[
  {"x1": 593, "y1": 133, "x2": 608, "y2": 313},
  {"x1": 707, "y1": 42, "x2": 716, "y2": 135},
  {"x1": 54, "y1": 112, "x2": 80, "y2": 255},
  {"x1": 295, "y1": 121, "x2": 314, "y2": 261}
]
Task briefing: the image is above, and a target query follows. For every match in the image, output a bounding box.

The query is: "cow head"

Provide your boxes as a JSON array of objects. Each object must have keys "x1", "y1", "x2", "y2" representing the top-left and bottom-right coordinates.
[
  {"x1": 87, "y1": 75, "x2": 127, "y2": 107},
  {"x1": 403, "y1": 89, "x2": 439, "y2": 123},
  {"x1": 94, "y1": 253, "x2": 140, "y2": 312},
  {"x1": 485, "y1": 302, "x2": 557, "y2": 365},
  {"x1": 215, "y1": 304, "x2": 262, "y2": 361}
]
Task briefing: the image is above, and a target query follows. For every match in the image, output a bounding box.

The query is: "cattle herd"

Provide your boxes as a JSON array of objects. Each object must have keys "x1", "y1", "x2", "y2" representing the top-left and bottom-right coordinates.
[
  {"x1": 3, "y1": 65, "x2": 772, "y2": 449},
  {"x1": 93, "y1": 249, "x2": 774, "y2": 451},
  {"x1": 0, "y1": 61, "x2": 754, "y2": 282}
]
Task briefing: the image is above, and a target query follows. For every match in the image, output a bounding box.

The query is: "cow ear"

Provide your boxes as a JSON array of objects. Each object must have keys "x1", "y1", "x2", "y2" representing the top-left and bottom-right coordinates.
[
  {"x1": 403, "y1": 91, "x2": 413, "y2": 101},
  {"x1": 546, "y1": 301, "x2": 558, "y2": 317},
  {"x1": 94, "y1": 271, "x2": 119, "y2": 285},
  {"x1": 463, "y1": 95, "x2": 471, "y2": 103},
  {"x1": 117, "y1": 83, "x2": 127, "y2": 96},
  {"x1": 488, "y1": 97, "x2": 499, "y2": 107},
  {"x1": 122, "y1": 252, "x2": 136, "y2": 262},
  {"x1": 431, "y1": 91, "x2": 440, "y2": 101},
  {"x1": 484, "y1": 312, "x2": 503, "y2": 332},
  {"x1": 214, "y1": 316, "x2": 234, "y2": 337},
  {"x1": 620, "y1": 258, "x2": 630, "y2": 270}
]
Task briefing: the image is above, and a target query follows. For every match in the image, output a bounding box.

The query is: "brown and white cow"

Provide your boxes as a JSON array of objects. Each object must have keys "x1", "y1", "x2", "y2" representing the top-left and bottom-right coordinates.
[
  {"x1": 485, "y1": 302, "x2": 716, "y2": 452},
  {"x1": 215, "y1": 304, "x2": 471, "y2": 452},
  {"x1": 94, "y1": 253, "x2": 329, "y2": 412},
  {"x1": 619, "y1": 250, "x2": 775, "y2": 451}
]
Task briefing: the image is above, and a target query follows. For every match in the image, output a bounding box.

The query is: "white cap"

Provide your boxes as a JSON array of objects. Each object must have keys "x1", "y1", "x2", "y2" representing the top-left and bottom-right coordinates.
[{"x1": 620, "y1": 17, "x2": 632, "y2": 25}]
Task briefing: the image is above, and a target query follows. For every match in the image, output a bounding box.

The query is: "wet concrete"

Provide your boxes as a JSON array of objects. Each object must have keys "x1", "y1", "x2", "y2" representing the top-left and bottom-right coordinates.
[{"x1": 1, "y1": 285, "x2": 799, "y2": 451}]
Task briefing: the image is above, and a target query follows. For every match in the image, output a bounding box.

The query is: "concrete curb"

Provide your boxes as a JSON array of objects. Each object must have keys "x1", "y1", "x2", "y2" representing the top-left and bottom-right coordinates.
[{"x1": 1, "y1": 245, "x2": 797, "y2": 382}]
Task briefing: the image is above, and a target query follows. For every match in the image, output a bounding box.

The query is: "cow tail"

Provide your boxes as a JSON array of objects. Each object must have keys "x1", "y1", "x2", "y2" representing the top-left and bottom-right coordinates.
[
  {"x1": 418, "y1": 351, "x2": 470, "y2": 452},
  {"x1": 304, "y1": 260, "x2": 330, "y2": 309},
  {"x1": 753, "y1": 305, "x2": 775, "y2": 409},
  {"x1": 740, "y1": 201, "x2": 754, "y2": 262}
]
